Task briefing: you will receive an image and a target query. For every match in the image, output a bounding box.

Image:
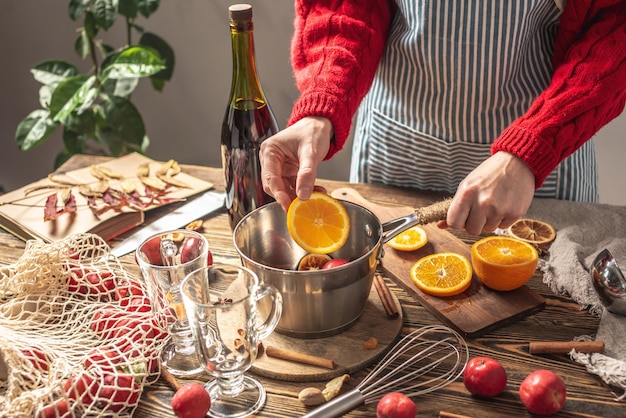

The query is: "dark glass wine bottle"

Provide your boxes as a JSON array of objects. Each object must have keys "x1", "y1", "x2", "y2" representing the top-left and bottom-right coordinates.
[{"x1": 221, "y1": 4, "x2": 278, "y2": 230}]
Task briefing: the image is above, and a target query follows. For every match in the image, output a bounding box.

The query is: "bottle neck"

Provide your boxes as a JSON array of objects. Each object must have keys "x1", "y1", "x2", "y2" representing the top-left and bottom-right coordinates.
[{"x1": 229, "y1": 19, "x2": 265, "y2": 109}]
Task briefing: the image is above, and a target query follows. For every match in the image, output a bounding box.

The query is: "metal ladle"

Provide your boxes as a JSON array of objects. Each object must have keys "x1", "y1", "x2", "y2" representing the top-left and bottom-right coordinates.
[{"x1": 591, "y1": 248, "x2": 626, "y2": 316}]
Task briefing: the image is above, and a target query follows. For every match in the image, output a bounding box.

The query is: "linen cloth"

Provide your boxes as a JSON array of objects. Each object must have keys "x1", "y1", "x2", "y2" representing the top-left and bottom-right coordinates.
[{"x1": 521, "y1": 198, "x2": 626, "y2": 400}]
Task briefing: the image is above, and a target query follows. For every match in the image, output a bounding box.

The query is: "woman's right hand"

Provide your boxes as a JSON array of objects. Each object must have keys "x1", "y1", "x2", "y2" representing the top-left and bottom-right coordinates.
[{"x1": 260, "y1": 116, "x2": 333, "y2": 211}]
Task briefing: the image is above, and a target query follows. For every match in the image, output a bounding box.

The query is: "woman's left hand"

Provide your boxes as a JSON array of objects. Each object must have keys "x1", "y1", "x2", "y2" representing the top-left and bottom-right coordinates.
[{"x1": 439, "y1": 151, "x2": 536, "y2": 235}]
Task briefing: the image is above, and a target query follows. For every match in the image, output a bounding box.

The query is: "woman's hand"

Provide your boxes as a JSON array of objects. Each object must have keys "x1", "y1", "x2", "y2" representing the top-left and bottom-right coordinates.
[
  {"x1": 440, "y1": 152, "x2": 536, "y2": 235},
  {"x1": 260, "y1": 116, "x2": 333, "y2": 211}
]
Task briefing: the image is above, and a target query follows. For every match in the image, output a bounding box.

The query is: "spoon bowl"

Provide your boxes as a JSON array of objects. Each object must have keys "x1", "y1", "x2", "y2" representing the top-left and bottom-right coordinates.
[{"x1": 591, "y1": 249, "x2": 626, "y2": 316}]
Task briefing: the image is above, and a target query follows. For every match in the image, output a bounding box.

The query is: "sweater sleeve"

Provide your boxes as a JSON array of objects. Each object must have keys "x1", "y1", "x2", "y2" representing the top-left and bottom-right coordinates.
[
  {"x1": 491, "y1": 0, "x2": 626, "y2": 188},
  {"x1": 288, "y1": 0, "x2": 394, "y2": 159}
]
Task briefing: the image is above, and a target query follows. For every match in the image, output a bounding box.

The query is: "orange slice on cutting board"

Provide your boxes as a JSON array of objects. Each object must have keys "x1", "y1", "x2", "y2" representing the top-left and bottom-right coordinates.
[
  {"x1": 287, "y1": 192, "x2": 350, "y2": 254},
  {"x1": 387, "y1": 226, "x2": 428, "y2": 252},
  {"x1": 471, "y1": 236, "x2": 538, "y2": 291},
  {"x1": 410, "y1": 252, "x2": 472, "y2": 297}
]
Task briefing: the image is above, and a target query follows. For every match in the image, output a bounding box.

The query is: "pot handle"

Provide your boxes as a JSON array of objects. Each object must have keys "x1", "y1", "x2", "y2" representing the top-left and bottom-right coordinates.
[
  {"x1": 382, "y1": 212, "x2": 421, "y2": 244},
  {"x1": 381, "y1": 198, "x2": 452, "y2": 243}
]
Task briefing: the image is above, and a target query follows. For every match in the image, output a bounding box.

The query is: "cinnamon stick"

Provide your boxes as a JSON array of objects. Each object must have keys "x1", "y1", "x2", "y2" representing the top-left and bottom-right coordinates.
[
  {"x1": 265, "y1": 346, "x2": 334, "y2": 369},
  {"x1": 374, "y1": 273, "x2": 400, "y2": 319},
  {"x1": 529, "y1": 341, "x2": 604, "y2": 355},
  {"x1": 439, "y1": 412, "x2": 471, "y2": 418},
  {"x1": 159, "y1": 366, "x2": 182, "y2": 391}
]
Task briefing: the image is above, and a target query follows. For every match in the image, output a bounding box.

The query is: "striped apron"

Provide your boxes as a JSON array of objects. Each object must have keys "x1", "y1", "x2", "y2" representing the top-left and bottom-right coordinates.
[{"x1": 350, "y1": 0, "x2": 598, "y2": 202}]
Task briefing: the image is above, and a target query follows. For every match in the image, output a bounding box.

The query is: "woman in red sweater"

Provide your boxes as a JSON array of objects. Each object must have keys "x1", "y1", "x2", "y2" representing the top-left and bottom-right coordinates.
[{"x1": 260, "y1": 0, "x2": 625, "y2": 235}]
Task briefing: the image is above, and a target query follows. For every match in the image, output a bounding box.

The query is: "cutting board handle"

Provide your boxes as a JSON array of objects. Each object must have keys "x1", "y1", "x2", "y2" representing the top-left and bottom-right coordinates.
[
  {"x1": 331, "y1": 187, "x2": 375, "y2": 207},
  {"x1": 331, "y1": 187, "x2": 451, "y2": 225}
]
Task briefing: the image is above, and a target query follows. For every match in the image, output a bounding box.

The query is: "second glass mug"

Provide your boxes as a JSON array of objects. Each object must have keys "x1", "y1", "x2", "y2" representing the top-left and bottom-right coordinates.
[{"x1": 181, "y1": 264, "x2": 282, "y2": 418}]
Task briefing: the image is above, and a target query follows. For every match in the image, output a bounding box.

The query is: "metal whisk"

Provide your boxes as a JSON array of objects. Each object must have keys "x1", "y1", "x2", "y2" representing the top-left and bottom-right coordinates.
[{"x1": 303, "y1": 325, "x2": 469, "y2": 418}]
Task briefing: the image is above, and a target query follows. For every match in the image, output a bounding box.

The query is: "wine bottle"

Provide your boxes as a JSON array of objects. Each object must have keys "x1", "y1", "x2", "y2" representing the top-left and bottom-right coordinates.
[{"x1": 221, "y1": 3, "x2": 278, "y2": 230}]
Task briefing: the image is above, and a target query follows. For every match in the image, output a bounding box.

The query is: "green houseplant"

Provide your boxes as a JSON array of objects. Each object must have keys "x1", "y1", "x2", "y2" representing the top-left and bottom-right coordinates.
[{"x1": 15, "y1": 0, "x2": 175, "y2": 168}]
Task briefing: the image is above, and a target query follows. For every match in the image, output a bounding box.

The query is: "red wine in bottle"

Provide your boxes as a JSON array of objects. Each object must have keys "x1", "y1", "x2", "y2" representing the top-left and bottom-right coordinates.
[{"x1": 221, "y1": 4, "x2": 278, "y2": 230}]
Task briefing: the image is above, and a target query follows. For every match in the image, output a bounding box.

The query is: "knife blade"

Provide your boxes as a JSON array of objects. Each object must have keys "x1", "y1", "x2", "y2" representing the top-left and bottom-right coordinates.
[{"x1": 110, "y1": 190, "x2": 225, "y2": 257}]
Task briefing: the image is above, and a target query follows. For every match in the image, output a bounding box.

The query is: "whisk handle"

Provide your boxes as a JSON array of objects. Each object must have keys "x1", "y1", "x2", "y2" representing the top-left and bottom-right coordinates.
[{"x1": 302, "y1": 389, "x2": 365, "y2": 418}]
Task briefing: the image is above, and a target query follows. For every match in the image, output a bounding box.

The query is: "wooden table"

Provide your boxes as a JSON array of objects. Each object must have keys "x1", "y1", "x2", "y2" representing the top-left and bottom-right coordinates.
[{"x1": 1, "y1": 155, "x2": 623, "y2": 417}]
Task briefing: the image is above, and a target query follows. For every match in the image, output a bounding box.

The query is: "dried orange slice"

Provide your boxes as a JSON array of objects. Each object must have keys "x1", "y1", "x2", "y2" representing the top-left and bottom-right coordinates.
[
  {"x1": 471, "y1": 236, "x2": 538, "y2": 291},
  {"x1": 297, "y1": 253, "x2": 332, "y2": 271},
  {"x1": 387, "y1": 226, "x2": 428, "y2": 252},
  {"x1": 287, "y1": 192, "x2": 350, "y2": 254},
  {"x1": 409, "y1": 252, "x2": 472, "y2": 297},
  {"x1": 507, "y1": 218, "x2": 556, "y2": 247}
]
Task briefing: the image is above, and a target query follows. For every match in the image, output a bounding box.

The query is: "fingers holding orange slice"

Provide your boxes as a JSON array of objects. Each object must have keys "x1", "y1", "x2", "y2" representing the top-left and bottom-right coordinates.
[{"x1": 286, "y1": 192, "x2": 350, "y2": 254}]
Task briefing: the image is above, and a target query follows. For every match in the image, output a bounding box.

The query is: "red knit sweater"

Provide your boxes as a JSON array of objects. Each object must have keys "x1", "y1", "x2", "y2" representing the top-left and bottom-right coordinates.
[{"x1": 288, "y1": 0, "x2": 626, "y2": 188}]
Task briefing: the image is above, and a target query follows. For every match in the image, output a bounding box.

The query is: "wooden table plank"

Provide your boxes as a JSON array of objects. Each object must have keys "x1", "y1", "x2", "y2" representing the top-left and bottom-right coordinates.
[{"x1": 2, "y1": 154, "x2": 624, "y2": 417}]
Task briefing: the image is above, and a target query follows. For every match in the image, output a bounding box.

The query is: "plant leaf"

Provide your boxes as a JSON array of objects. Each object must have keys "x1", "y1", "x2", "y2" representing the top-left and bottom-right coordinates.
[
  {"x1": 75, "y1": 29, "x2": 91, "y2": 59},
  {"x1": 31, "y1": 61, "x2": 80, "y2": 86},
  {"x1": 68, "y1": 0, "x2": 91, "y2": 21},
  {"x1": 44, "y1": 193, "x2": 60, "y2": 221},
  {"x1": 139, "y1": 32, "x2": 174, "y2": 81},
  {"x1": 102, "y1": 76, "x2": 139, "y2": 97},
  {"x1": 101, "y1": 46, "x2": 165, "y2": 80},
  {"x1": 38, "y1": 84, "x2": 54, "y2": 108},
  {"x1": 102, "y1": 96, "x2": 145, "y2": 141},
  {"x1": 97, "y1": 127, "x2": 125, "y2": 156},
  {"x1": 15, "y1": 110, "x2": 58, "y2": 151},
  {"x1": 150, "y1": 77, "x2": 164, "y2": 92},
  {"x1": 62, "y1": 127, "x2": 89, "y2": 154},
  {"x1": 65, "y1": 109, "x2": 97, "y2": 137},
  {"x1": 97, "y1": 42, "x2": 116, "y2": 58},
  {"x1": 84, "y1": 11, "x2": 99, "y2": 38},
  {"x1": 93, "y1": 0, "x2": 119, "y2": 30},
  {"x1": 49, "y1": 75, "x2": 97, "y2": 122},
  {"x1": 118, "y1": 0, "x2": 138, "y2": 19},
  {"x1": 138, "y1": 134, "x2": 150, "y2": 153},
  {"x1": 138, "y1": 0, "x2": 160, "y2": 18},
  {"x1": 54, "y1": 149, "x2": 74, "y2": 170}
]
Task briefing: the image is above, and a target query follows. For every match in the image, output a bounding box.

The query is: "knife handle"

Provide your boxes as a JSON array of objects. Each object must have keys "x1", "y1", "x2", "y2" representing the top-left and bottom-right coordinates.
[{"x1": 415, "y1": 198, "x2": 452, "y2": 224}]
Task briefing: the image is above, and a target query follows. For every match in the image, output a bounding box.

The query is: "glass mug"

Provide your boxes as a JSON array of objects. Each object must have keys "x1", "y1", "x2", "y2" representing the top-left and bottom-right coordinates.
[
  {"x1": 181, "y1": 264, "x2": 282, "y2": 418},
  {"x1": 136, "y1": 229, "x2": 210, "y2": 377}
]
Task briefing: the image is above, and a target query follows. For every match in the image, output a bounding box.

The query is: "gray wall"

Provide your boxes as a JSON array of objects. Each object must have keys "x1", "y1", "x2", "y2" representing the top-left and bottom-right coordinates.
[{"x1": 1, "y1": 1, "x2": 624, "y2": 205}]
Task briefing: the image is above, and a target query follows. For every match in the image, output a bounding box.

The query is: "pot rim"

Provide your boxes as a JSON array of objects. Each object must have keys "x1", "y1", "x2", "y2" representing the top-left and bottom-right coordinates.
[{"x1": 233, "y1": 201, "x2": 386, "y2": 273}]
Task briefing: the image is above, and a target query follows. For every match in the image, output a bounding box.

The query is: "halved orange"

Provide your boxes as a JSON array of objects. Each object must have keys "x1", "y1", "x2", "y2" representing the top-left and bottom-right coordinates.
[
  {"x1": 286, "y1": 192, "x2": 350, "y2": 254},
  {"x1": 471, "y1": 236, "x2": 538, "y2": 291},
  {"x1": 409, "y1": 252, "x2": 472, "y2": 297},
  {"x1": 507, "y1": 218, "x2": 556, "y2": 247},
  {"x1": 387, "y1": 226, "x2": 428, "y2": 252}
]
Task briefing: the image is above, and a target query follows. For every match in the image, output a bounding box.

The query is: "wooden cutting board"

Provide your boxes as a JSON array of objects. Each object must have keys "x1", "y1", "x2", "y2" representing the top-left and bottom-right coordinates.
[{"x1": 331, "y1": 187, "x2": 545, "y2": 339}]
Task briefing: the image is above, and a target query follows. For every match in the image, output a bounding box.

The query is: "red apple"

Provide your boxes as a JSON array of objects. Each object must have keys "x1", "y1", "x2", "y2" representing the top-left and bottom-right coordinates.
[
  {"x1": 172, "y1": 383, "x2": 211, "y2": 418},
  {"x1": 463, "y1": 356, "x2": 507, "y2": 397},
  {"x1": 376, "y1": 392, "x2": 416, "y2": 418},
  {"x1": 180, "y1": 237, "x2": 202, "y2": 263},
  {"x1": 519, "y1": 369, "x2": 566, "y2": 415},
  {"x1": 321, "y1": 258, "x2": 349, "y2": 269},
  {"x1": 37, "y1": 399, "x2": 70, "y2": 418},
  {"x1": 137, "y1": 235, "x2": 163, "y2": 265}
]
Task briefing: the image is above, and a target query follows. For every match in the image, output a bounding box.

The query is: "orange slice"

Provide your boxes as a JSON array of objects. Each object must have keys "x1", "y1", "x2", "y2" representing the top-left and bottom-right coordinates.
[
  {"x1": 387, "y1": 226, "x2": 428, "y2": 252},
  {"x1": 297, "y1": 253, "x2": 332, "y2": 271},
  {"x1": 409, "y1": 252, "x2": 472, "y2": 297},
  {"x1": 287, "y1": 192, "x2": 350, "y2": 254},
  {"x1": 507, "y1": 218, "x2": 556, "y2": 247},
  {"x1": 471, "y1": 236, "x2": 538, "y2": 291}
]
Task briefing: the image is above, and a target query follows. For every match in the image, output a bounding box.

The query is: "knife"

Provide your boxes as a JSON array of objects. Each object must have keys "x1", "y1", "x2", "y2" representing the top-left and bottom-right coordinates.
[{"x1": 110, "y1": 190, "x2": 225, "y2": 257}]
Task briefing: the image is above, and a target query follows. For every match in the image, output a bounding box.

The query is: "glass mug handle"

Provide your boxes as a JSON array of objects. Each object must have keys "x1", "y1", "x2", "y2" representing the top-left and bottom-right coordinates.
[{"x1": 254, "y1": 285, "x2": 283, "y2": 340}]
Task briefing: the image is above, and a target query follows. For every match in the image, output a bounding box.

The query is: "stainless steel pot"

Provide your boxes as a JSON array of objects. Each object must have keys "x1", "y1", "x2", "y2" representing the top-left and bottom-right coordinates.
[{"x1": 232, "y1": 200, "x2": 426, "y2": 338}]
